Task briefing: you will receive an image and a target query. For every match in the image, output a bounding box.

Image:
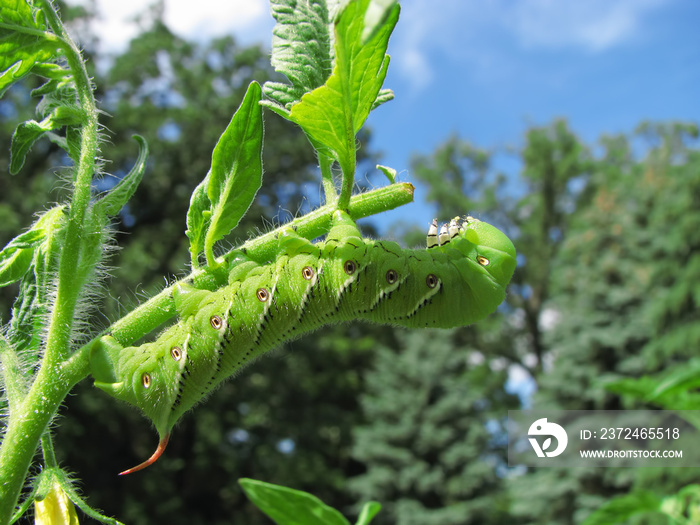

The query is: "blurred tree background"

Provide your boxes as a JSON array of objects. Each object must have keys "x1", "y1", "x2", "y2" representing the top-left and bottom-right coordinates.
[{"x1": 1, "y1": 3, "x2": 699, "y2": 524}]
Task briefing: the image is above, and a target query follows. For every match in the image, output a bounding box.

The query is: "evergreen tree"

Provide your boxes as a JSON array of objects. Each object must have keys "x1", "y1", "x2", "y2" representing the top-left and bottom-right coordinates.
[
  {"x1": 350, "y1": 329, "x2": 518, "y2": 524},
  {"x1": 508, "y1": 123, "x2": 700, "y2": 524}
]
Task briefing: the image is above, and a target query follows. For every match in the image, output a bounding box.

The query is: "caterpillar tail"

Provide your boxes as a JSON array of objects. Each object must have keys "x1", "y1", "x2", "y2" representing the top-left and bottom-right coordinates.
[
  {"x1": 119, "y1": 434, "x2": 170, "y2": 476},
  {"x1": 91, "y1": 335, "x2": 176, "y2": 475}
]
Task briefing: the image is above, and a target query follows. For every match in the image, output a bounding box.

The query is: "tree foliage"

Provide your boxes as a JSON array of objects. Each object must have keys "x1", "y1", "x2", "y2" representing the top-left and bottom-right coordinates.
[
  {"x1": 508, "y1": 122, "x2": 700, "y2": 524},
  {"x1": 408, "y1": 119, "x2": 700, "y2": 524},
  {"x1": 350, "y1": 329, "x2": 518, "y2": 525}
]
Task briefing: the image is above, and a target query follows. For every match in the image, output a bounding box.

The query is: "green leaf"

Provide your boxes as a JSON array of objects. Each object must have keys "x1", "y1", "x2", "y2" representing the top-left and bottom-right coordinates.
[
  {"x1": 10, "y1": 105, "x2": 84, "y2": 174},
  {"x1": 93, "y1": 135, "x2": 149, "y2": 216},
  {"x1": 0, "y1": 0, "x2": 59, "y2": 96},
  {"x1": 0, "y1": 246, "x2": 33, "y2": 288},
  {"x1": 7, "y1": 272, "x2": 42, "y2": 355},
  {"x1": 360, "y1": 0, "x2": 399, "y2": 43},
  {"x1": 649, "y1": 359, "x2": 700, "y2": 399},
  {"x1": 203, "y1": 81, "x2": 263, "y2": 266},
  {"x1": 371, "y1": 87, "x2": 394, "y2": 111},
  {"x1": 0, "y1": 206, "x2": 65, "y2": 287},
  {"x1": 605, "y1": 360, "x2": 700, "y2": 403},
  {"x1": 185, "y1": 172, "x2": 213, "y2": 268},
  {"x1": 9, "y1": 119, "x2": 54, "y2": 174},
  {"x1": 660, "y1": 485, "x2": 700, "y2": 522},
  {"x1": 261, "y1": 82, "x2": 297, "y2": 118},
  {"x1": 0, "y1": 324, "x2": 28, "y2": 415},
  {"x1": 4, "y1": 207, "x2": 65, "y2": 356},
  {"x1": 64, "y1": 124, "x2": 82, "y2": 164},
  {"x1": 581, "y1": 491, "x2": 661, "y2": 525},
  {"x1": 29, "y1": 64, "x2": 71, "y2": 97},
  {"x1": 0, "y1": 0, "x2": 43, "y2": 27},
  {"x1": 267, "y1": 0, "x2": 332, "y2": 100},
  {"x1": 288, "y1": 0, "x2": 399, "y2": 166},
  {"x1": 239, "y1": 479, "x2": 350, "y2": 525},
  {"x1": 376, "y1": 164, "x2": 396, "y2": 183},
  {"x1": 355, "y1": 502, "x2": 382, "y2": 525},
  {"x1": 604, "y1": 376, "x2": 658, "y2": 400}
]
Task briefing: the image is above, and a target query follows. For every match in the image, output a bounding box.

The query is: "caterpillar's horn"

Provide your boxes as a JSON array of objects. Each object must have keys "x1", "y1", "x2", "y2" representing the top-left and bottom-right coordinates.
[{"x1": 119, "y1": 434, "x2": 170, "y2": 476}]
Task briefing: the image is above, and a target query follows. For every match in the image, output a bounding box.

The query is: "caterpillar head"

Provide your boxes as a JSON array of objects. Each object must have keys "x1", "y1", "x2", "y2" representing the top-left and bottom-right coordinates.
[
  {"x1": 424, "y1": 216, "x2": 516, "y2": 326},
  {"x1": 460, "y1": 217, "x2": 516, "y2": 288}
]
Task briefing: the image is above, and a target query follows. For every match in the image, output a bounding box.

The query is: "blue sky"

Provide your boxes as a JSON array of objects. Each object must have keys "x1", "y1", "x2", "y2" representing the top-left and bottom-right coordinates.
[
  {"x1": 72, "y1": 0, "x2": 700, "y2": 228},
  {"x1": 369, "y1": 0, "x2": 700, "y2": 227}
]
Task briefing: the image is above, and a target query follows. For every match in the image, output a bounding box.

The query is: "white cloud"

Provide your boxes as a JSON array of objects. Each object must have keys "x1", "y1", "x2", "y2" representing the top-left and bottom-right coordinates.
[
  {"x1": 389, "y1": 0, "x2": 441, "y2": 93},
  {"x1": 164, "y1": 0, "x2": 270, "y2": 43},
  {"x1": 398, "y1": 45, "x2": 433, "y2": 91},
  {"x1": 504, "y1": 0, "x2": 667, "y2": 52},
  {"x1": 67, "y1": 0, "x2": 272, "y2": 53},
  {"x1": 390, "y1": 0, "x2": 669, "y2": 93}
]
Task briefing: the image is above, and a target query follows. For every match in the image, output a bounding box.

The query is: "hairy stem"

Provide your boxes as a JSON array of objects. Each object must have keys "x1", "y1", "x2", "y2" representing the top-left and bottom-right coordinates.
[
  {"x1": 0, "y1": 361, "x2": 83, "y2": 524},
  {"x1": 319, "y1": 154, "x2": 337, "y2": 203},
  {"x1": 39, "y1": 0, "x2": 100, "y2": 364},
  {"x1": 0, "y1": 2, "x2": 101, "y2": 522},
  {"x1": 337, "y1": 149, "x2": 356, "y2": 211},
  {"x1": 41, "y1": 434, "x2": 58, "y2": 469},
  {"x1": 0, "y1": 333, "x2": 28, "y2": 415}
]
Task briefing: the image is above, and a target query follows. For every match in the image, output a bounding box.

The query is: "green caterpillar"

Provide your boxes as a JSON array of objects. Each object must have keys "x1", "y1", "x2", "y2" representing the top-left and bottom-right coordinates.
[{"x1": 90, "y1": 210, "x2": 516, "y2": 474}]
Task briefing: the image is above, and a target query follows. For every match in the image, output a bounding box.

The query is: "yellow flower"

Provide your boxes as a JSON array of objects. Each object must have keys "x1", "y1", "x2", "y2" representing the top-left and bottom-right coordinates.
[{"x1": 34, "y1": 481, "x2": 79, "y2": 525}]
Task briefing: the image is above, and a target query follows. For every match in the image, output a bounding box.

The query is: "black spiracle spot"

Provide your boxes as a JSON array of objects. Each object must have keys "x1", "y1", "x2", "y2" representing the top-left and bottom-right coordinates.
[{"x1": 344, "y1": 260, "x2": 357, "y2": 275}]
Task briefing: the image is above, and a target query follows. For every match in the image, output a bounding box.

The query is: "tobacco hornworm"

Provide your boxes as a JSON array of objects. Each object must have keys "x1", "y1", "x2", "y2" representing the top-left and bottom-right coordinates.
[{"x1": 89, "y1": 210, "x2": 516, "y2": 473}]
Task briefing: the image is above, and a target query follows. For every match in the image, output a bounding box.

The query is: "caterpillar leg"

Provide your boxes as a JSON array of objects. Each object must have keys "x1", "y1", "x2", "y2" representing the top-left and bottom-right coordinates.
[
  {"x1": 326, "y1": 209, "x2": 362, "y2": 244},
  {"x1": 90, "y1": 335, "x2": 123, "y2": 385},
  {"x1": 173, "y1": 284, "x2": 216, "y2": 319},
  {"x1": 277, "y1": 226, "x2": 321, "y2": 258},
  {"x1": 427, "y1": 217, "x2": 476, "y2": 248}
]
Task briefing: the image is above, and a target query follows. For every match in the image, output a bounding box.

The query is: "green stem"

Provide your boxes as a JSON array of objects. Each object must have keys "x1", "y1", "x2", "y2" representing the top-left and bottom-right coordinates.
[
  {"x1": 0, "y1": 362, "x2": 82, "y2": 525},
  {"x1": 319, "y1": 154, "x2": 337, "y2": 203},
  {"x1": 0, "y1": 2, "x2": 101, "y2": 522},
  {"x1": 337, "y1": 151, "x2": 356, "y2": 211},
  {"x1": 0, "y1": 333, "x2": 28, "y2": 415},
  {"x1": 41, "y1": 434, "x2": 58, "y2": 469},
  {"x1": 77, "y1": 182, "x2": 415, "y2": 358},
  {"x1": 0, "y1": 22, "x2": 62, "y2": 43},
  {"x1": 39, "y1": 0, "x2": 100, "y2": 364}
]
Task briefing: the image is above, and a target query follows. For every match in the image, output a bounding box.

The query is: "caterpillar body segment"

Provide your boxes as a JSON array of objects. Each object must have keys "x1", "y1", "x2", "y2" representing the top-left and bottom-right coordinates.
[{"x1": 90, "y1": 210, "x2": 516, "y2": 473}]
